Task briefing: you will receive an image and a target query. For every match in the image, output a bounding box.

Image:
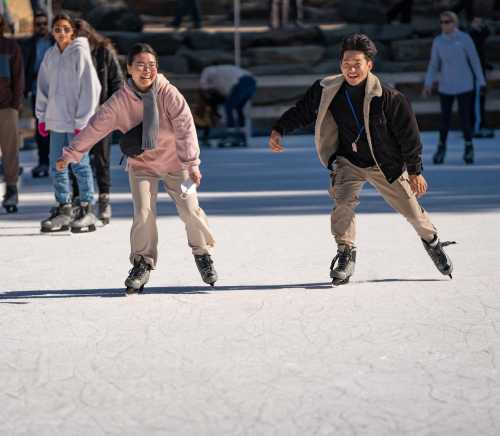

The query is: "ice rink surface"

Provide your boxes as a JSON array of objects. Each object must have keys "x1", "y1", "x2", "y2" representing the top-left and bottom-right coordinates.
[{"x1": 1, "y1": 131, "x2": 499, "y2": 435}]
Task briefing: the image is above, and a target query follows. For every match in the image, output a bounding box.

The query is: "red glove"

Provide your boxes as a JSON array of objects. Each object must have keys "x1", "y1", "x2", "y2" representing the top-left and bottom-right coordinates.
[
  {"x1": 38, "y1": 122, "x2": 48, "y2": 138},
  {"x1": 74, "y1": 128, "x2": 81, "y2": 136}
]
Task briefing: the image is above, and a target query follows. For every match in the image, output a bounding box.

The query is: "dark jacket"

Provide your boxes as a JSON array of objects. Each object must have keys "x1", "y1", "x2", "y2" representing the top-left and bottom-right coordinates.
[
  {"x1": 0, "y1": 36, "x2": 24, "y2": 110},
  {"x1": 91, "y1": 44, "x2": 124, "y2": 104},
  {"x1": 22, "y1": 34, "x2": 52, "y2": 98},
  {"x1": 273, "y1": 72, "x2": 423, "y2": 183}
]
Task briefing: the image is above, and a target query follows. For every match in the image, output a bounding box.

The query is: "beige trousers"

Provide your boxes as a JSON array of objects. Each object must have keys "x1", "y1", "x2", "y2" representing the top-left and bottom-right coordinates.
[
  {"x1": 0, "y1": 108, "x2": 19, "y2": 185},
  {"x1": 329, "y1": 157, "x2": 437, "y2": 247},
  {"x1": 128, "y1": 167, "x2": 215, "y2": 268}
]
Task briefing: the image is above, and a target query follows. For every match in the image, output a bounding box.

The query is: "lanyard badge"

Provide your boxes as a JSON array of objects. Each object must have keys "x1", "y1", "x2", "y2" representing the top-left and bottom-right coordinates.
[{"x1": 344, "y1": 89, "x2": 364, "y2": 153}]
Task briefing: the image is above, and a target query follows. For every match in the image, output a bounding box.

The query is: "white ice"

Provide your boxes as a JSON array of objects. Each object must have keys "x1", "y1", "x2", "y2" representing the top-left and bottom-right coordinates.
[{"x1": 1, "y1": 131, "x2": 500, "y2": 435}]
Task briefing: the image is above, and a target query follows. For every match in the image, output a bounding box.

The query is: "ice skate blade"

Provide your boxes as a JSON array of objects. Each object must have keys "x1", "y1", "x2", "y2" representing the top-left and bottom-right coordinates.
[
  {"x1": 71, "y1": 224, "x2": 97, "y2": 233},
  {"x1": 331, "y1": 277, "x2": 350, "y2": 287},
  {"x1": 449, "y1": 274, "x2": 453, "y2": 279},
  {"x1": 125, "y1": 284, "x2": 144, "y2": 295},
  {"x1": 100, "y1": 218, "x2": 110, "y2": 225},
  {"x1": 4, "y1": 206, "x2": 18, "y2": 213},
  {"x1": 40, "y1": 225, "x2": 70, "y2": 233}
]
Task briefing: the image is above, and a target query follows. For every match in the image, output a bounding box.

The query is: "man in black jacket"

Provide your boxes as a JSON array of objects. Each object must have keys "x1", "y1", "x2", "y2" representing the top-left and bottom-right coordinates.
[
  {"x1": 268, "y1": 33, "x2": 455, "y2": 285},
  {"x1": 23, "y1": 10, "x2": 52, "y2": 178}
]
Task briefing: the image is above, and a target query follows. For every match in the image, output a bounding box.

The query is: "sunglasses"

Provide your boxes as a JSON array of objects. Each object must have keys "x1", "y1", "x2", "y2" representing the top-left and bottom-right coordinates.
[
  {"x1": 440, "y1": 20, "x2": 452, "y2": 24},
  {"x1": 53, "y1": 26, "x2": 73, "y2": 34}
]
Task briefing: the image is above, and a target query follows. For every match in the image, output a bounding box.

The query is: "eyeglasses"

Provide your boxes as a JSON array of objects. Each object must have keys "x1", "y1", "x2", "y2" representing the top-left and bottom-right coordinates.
[
  {"x1": 53, "y1": 26, "x2": 73, "y2": 34},
  {"x1": 440, "y1": 20, "x2": 452, "y2": 24},
  {"x1": 134, "y1": 62, "x2": 158, "y2": 71}
]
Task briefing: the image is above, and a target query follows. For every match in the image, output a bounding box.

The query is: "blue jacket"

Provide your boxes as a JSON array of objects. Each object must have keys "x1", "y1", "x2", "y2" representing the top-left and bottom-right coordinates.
[{"x1": 425, "y1": 29, "x2": 486, "y2": 95}]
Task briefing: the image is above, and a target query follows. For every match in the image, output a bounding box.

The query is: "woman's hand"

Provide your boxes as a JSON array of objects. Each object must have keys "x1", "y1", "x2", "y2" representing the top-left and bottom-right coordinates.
[
  {"x1": 56, "y1": 159, "x2": 68, "y2": 172},
  {"x1": 189, "y1": 167, "x2": 202, "y2": 186},
  {"x1": 268, "y1": 129, "x2": 284, "y2": 152},
  {"x1": 409, "y1": 174, "x2": 428, "y2": 198}
]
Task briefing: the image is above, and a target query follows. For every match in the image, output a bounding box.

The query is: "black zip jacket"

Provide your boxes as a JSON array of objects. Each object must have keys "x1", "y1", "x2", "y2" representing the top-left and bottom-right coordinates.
[{"x1": 272, "y1": 78, "x2": 423, "y2": 182}]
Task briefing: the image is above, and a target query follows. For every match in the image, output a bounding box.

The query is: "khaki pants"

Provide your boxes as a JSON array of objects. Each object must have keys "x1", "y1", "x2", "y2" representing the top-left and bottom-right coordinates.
[
  {"x1": 128, "y1": 167, "x2": 215, "y2": 268},
  {"x1": 0, "y1": 108, "x2": 19, "y2": 185},
  {"x1": 329, "y1": 157, "x2": 436, "y2": 247}
]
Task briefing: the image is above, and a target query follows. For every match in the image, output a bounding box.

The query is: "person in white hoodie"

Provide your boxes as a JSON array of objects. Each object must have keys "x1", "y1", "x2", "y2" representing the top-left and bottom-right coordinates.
[{"x1": 36, "y1": 13, "x2": 101, "y2": 233}]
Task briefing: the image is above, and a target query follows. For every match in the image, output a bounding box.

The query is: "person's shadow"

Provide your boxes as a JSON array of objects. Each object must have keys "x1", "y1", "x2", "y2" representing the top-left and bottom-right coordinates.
[{"x1": 0, "y1": 278, "x2": 445, "y2": 301}]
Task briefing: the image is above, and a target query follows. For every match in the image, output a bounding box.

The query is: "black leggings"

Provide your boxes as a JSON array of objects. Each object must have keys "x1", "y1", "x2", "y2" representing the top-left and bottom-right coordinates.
[{"x1": 439, "y1": 91, "x2": 474, "y2": 145}]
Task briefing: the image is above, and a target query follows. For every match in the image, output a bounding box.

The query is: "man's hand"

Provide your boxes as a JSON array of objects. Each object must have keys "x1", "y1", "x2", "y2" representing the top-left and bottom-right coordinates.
[
  {"x1": 56, "y1": 159, "x2": 68, "y2": 172},
  {"x1": 189, "y1": 167, "x2": 202, "y2": 186},
  {"x1": 268, "y1": 129, "x2": 284, "y2": 152},
  {"x1": 409, "y1": 174, "x2": 428, "y2": 198},
  {"x1": 422, "y1": 86, "x2": 432, "y2": 98}
]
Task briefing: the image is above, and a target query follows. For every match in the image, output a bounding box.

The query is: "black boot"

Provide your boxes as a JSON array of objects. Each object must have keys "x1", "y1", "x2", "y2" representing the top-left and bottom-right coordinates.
[
  {"x1": 2, "y1": 184, "x2": 18, "y2": 213},
  {"x1": 125, "y1": 257, "x2": 151, "y2": 294},
  {"x1": 194, "y1": 254, "x2": 218, "y2": 286},
  {"x1": 41, "y1": 203, "x2": 73, "y2": 232},
  {"x1": 422, "y1": 235, "x2": 456, "y2": 278},
  {"x1": 330, "y1": 245, "x2": 356, "y2": 286},
  {"x1": 98, "y1": 193, "x2": 112, "y2": 225},
  {"x1": 463, "y1": 142, "x2": 474, "y2": 164},
  {"x1": 433, "y1": 143, "x2": 446, "y2": 164}
]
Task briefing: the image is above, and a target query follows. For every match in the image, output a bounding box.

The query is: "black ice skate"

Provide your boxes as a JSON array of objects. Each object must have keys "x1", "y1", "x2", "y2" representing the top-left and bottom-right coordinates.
[
  {"x1": 41, "y1": 203, "x2": 73, "y2": 232},
  {"x1": 433, "y1": 143, "x2": 446, "y2": 165},
  {"x1": 125, "y1": 257, "x2": 151, "y2": 294},
  {"x1": 330, "y1": 245, "x2": 356, "y2": 286},
  {"x1": 2, "y1": 184, "x2": 18, "y2": 213},
  {"x1": 31, "y1": 163, "x2": 49, "y2": 178},
  {"x1": 463, "y1": 142, "x2": 474, "y2": 165},
  {"x1": 194, "y1": 254, "x2": 218, "y2": 286},
  {"x1": 98, "y1": 193, "x2": 112, "y2": 225},
  {"x1": 71, "y1": 202, "x2": 97, "y2": 233},
  {"x1": 421, "y1": 236, "x2": 456, "y2": 278}
]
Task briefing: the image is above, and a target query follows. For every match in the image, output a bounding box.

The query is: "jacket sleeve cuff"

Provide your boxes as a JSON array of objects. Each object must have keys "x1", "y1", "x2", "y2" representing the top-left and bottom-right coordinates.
[{"x1": 407, "y1": 162, "x2": 423, "y2": 175}]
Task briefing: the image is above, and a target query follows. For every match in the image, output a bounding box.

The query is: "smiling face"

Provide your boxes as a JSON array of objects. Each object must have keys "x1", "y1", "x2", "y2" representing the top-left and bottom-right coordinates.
[
  {"x1": 127, "y1": 52, "x2": 158, "y2": 92},
  {"x1": 340, "y1": 50, "x2": 373, "y2": 86},
  {"x1": 52, "y1": 19, "x2": 74, "y2": 51}
]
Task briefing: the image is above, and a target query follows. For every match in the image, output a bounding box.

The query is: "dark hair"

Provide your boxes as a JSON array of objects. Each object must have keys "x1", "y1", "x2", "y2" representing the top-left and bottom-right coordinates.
[
  {"x1": 52, "y1": 13, "x2": 76, "y2": 33},
  {"x1": 75, "y1": 18, "x2": 115, "y2": 53},
  {"x1": 340, "y1": 33, "x2": 378, "y2": 62},
  {"x1": 127, "y1": 43, "x2": 158, "y2": 66},
  {"x1": 34, "y1": 10, "x2": 48, "y2": 20}
]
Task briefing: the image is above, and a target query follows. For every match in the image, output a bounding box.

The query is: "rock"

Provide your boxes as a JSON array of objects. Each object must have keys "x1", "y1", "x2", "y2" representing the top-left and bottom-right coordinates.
[
  {"x1": 391, "y1": 38, "x2": 433, "y2": 61},
  {"x1": 178, "y1": 49, "x2": 234, "y2": 72},
  {"x1": 338, "y1": 0, "x2": 387, "y2": 24},
  {"x1": 304, "y1": 6, "x2": 340, "y2": 21},
  {"x1": 242, "y1": 27, "x2": 323, "y2": 48},
  {"x1": 485, "y1": 36, "x2": 500, "y2": 60},
  {"x1": 248, "y1": 64, "x2": 315, "y2": 76},
  {"x1": 158, "y1": 55, "x2": 190, "y2": 74},
  {"x1": 412, "y1": 17, "x2": 440, "y2": 37},
  {"x1": 246, "y1": 45, "x2": 325, "y2": 66},
  {"x1": 140, "y1": 33, "x2": 183, "y2": 55},
  {"x1": 183, "y1": 31, "x2": 234, "y2": 51},
  {"x1": 320, "y1": 24, "x2": 361, "y2": 45},
  {"x1": 313, "y1": 60, "x2": 341, "y2": 74},
  {"x1": 84, "y1": 4, "x2": 143, "y2": 32},
  {"x1": 324, "y1": 43, "x2": 343, "y2": 61},
  {"x1": 374, "y1": 24, "x2": 415, "y2": 42},
  {"x1": 103, "y1": 32, "x2": 143, "y2": 55},
  {"x1": 375, "y1": 60, "x2": 429, "y2": 73}
]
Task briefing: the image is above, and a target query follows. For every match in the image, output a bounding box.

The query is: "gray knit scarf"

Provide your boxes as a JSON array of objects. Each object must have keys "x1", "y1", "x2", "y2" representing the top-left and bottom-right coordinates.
[{"x1": 128, "y1": 78, "x2": 159, "y2": 150}]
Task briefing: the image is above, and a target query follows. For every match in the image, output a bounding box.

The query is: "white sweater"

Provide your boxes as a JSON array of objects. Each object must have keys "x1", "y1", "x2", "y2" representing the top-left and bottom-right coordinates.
[{"x1": 36, "y1": 37, "x2": 101, "y2": 132}]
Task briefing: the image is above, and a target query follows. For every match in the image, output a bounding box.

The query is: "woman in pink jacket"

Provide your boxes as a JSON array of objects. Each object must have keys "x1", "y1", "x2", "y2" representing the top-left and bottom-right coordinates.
[{"x1": 56, "y1": 43, "x2": 217, "y2": 293}]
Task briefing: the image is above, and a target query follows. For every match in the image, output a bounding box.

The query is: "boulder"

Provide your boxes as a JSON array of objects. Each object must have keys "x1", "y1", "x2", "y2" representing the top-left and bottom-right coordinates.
[
  {"x1": 183, "y1": 31, "x2": 234, "y2": 51},
  {"x1": 246, "y1": 45, "x2": 325, "y2": 66},
  {"x1": 84, "y1": 4, "x2": 143, "y2": 32},
  {"x1": 320, "y1": 24, "x2": 361, "y2": 45},
  {"x1": 103, "y1": 32, "x2": 181, "y2": 56},
  {"x1": 158, "y1": 55, "x2": 190, "y2": 74},
  {"x1": 178, "y1": 49, "x2": 234, "y2": 72},
  {"x1": 248, "y1": 64, "x2": 315, "y2": 76},
  {"x1": 391, "y1": 38, "x2": 433, "y2": 61},
  {"x1": 374, "y1": 24, "x2": 415, "y2": 42},
  {"x1": 375, "y1": 60, "x2": 429, "y2": 73},
  {"x1": 313, "y1": 60, "x2": 341, "y2": 74},
  {"x1": 338, "y1": 0, "x2": 387, "y2": 24},
  {"x1": 242, "y1": 27, "x2": 323, "y2": 48},
  {"x1": 485, "y1": 36, "x2": 500, "y2": 60}
]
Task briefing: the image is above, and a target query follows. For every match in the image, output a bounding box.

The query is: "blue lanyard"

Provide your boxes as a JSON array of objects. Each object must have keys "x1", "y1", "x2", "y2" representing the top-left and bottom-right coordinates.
[{"x1": 344, "y1": 89, "x2": 365, "y2": 142}]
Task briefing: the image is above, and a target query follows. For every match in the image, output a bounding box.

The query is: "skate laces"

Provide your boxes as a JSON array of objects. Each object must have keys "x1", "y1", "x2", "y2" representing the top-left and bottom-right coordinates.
[
  {"x1": 129, "y1": 260, "x2": 150, "y2": 279},
  {"x1": 196, "y1": 255, "x2": 213, "y2": 273},
  {"x1": 331, "y1": 248, "x2": 352, "y2": 270}
]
